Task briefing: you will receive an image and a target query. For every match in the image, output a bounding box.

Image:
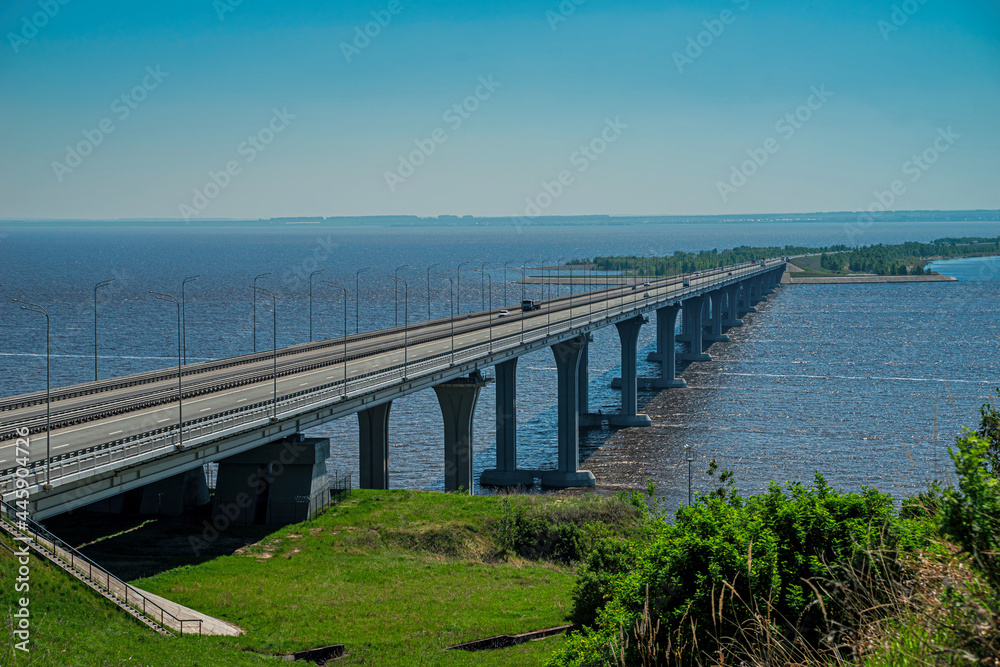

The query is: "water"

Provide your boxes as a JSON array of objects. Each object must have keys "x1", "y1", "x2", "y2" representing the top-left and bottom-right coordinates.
[{"x1": 1, "y1": 220, "x2": 998, "y2": 509}]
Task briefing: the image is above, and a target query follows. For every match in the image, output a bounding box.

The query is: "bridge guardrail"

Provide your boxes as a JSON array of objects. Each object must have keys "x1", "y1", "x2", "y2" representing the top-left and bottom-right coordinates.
[{"x1": 0, "y1": 260, "x2": 781, "y2": 495}]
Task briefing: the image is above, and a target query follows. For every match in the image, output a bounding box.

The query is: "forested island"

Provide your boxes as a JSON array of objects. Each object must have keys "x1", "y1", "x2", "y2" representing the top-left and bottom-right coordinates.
[{"x1": 568, "y1": 236, "x2": 1000, "y2": 277}]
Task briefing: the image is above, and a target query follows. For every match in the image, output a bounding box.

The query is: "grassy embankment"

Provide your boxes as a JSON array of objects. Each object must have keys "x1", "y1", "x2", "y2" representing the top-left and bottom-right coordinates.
[{"x1": 2, "y1": 490, "x2": 642, "y2": 666}]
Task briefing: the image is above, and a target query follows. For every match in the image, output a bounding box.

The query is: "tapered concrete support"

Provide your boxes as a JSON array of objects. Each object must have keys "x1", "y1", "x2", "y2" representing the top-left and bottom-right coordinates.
[
  {"x1": 739, "y1": 280, "x2": 757, "y2": 315},
  {"x1": 540, "y1": 335, "x2": 596, "y2": 488},
  {"x1": 704, "y1": 290, "x2": 730, "y2": 343},
  {"x1": 756, "y1": 277, "x2": 768, "y2": 301},
  {"x1": 682, "y1": 296, "x2": 712, "y2": 362},
  {"x1": 723, "y1": 285, "x2": 744, "y2": 327},
  {"x1": 480, "y1": 360, "x2": 534, "y2": 487},
  {"x1": 578, "y1": 336, "x2": 607, "y2": 428},
  {"x1": 609, "y1": 317, "x2": 652, "y2": 427},
  {"x1": 434, "y1": 373, "x2": 487, "y2": 493},
  {"x1": 358, "y1": 402, "x2": 392, "y2": 490},
  {"x1": 213, "y1": 434, "x2": 331, "y2": 525},
  {"x1": 643, "y1": 304, "x2": 686, "y2": 388}
]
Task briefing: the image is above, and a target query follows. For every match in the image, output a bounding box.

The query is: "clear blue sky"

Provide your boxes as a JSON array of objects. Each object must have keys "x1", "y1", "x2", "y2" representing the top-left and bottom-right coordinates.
[{"x1": 1, "y1": 0, "x2": 997, "y2": 219}]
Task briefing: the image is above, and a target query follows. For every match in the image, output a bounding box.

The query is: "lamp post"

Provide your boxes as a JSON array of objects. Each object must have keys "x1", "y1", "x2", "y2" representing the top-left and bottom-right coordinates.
[
  {"x1": 480, "y1": 261, "x2": 491, "y2": 311},
  {"x1": 503, "y1": 260, "x2": 516, "y2": 307},
  {"x1": 457, "y1": 261, "x2": 474, "y2": 315},
  {"x1": 685, "y1": 444, "x2": 695, "y2": 505},
  {"x1": 93, "y1": 278, "x2": 115, "y2": 381},
  {"x1": 518, "y1": 266, "x2": 529, "y2": 343},
  {"x1": 476, "y1": 269, "x2": 493, "y2": 353},
  {"x1": 323, "y1": 281, "x2": 349, "y2": 396},
  {"x1": 149, "y1": 292, "x2": 184, "y2": 450},
  {"x1": 541, "y1": 258, "x2": 555, "y2": 335},
  {"x1": 13, "y1": 299, "x2": 52, "y2": 486},
  {"x1": 252, "y1": 272, "x2": 271, "y2": 353},
  {"x1": 394, "y1": 264, "x2": 411, "y2": 327},
  {"x1": 308, "y1": 269, "x2": 325, "y2": 342},
  {"x1": 389, "y1": 276, "x2": 408, "y2": 378},
  {"x1": 437, "y1": 274, "x2": 455, "y2": 363},
  {"x1": 355, "y1": 267, "x2": 371, "y2": 334},
  {"x1": 181, "y1": 275, "x2": 200, "y2": 365},
  {"x1": 426, "y1": 263, "x2": 439, "y2": 321},
  {"x1": 251, "y1": 285, "x2": 278, "y2": 420}
]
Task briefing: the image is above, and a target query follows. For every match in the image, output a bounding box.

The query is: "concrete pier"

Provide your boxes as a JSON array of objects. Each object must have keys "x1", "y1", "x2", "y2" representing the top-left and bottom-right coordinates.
[
  {"x1": 358, "y1": 402, "x2": 392, "y2": 489},
  {"x1": 723, "y1": 284, "x2": 744, "y2": 327},
  {"x1": 433, "y1": 373, "x2": 487, "y2": 493},
  {"x1": 540, "y1": 335, "x2": 596, "y2": 488},
  {"x1": 682, "y1": 296, "x2": 712, "y2": 362},
  {"x1": 578, "y1": 335, "x2": 607, "y2": 428},
  {"x1": 212, "y1": 434, "x2": 331, "y2": 525},
  {"x1": 480, "y1": 361, "x2": 534, "y2": 487},
  {"x1": 609, "y1": 316, "x2": 652, "y2": 427},
  {"x1": 704, "y1": 290, "x2": 730, "y2": 343}
]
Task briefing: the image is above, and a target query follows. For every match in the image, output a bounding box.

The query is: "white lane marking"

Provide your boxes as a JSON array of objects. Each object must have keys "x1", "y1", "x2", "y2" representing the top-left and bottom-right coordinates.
[
  {"x1": 109, "y1": 430, "x2": 124, "y2": 435},
  {"x1": 200, "y1": 407, "x2": 211, "y2": 412},
  {"x1": 157, "y1": 418, "x2": 170, "y2": 423},
  {"x1": 237, "y1": 398, "x2": 247, "y2": 403},
  {"x1": 299, "y1": 382, "x2": 308, "y2": 386}
]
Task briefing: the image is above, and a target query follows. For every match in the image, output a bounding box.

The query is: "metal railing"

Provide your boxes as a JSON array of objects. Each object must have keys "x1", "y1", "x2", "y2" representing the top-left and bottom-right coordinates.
[
  {"x1": 0, "y1": 261, "x2": 781, "y2": 495},
  {"x1": 0, "y1": 498, "x2": 202, "y2": 635}
]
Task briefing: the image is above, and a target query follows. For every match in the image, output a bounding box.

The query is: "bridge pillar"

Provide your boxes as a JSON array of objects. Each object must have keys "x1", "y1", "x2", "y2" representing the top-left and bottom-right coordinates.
[
  {"x1": 610, "y1": 317, "x2": 652, "y2": 427},
  {"x1": 578, "y1": 335, "x2": 606, "y2": 428},
  {"x1": 723, "y1": 285, "x2": 744, "y2": 327},
  {"x1": 540, "y1": 335, "x2": 596, "y2": 488},
  {"x1": 704, "y1": 290, "x2": 730, "y2": 343},
  {"x1": 682, "y1": 296, "x2": 712, "y2": 362},
  {"x1": 434, "y1": 372, "x2": 488, "y2": 493},
  {"x1": 358, "y1": 402, "x2": 392, "y2": 489},
  {"x1": 480, "y1": 360, "x2": 534, "y2": 487},
  {"x1": 641, "y1": 304, "x2": 686, "y2": 388},
  {"x1": 756, "y1": 276, "x2": 768, "y2": 301},
  {"x1": 739, "y1": 280, "x2": 757, "y2": 315},
  {"x1": 213, "y1": 434, "x2": 331, "y2": 525}
]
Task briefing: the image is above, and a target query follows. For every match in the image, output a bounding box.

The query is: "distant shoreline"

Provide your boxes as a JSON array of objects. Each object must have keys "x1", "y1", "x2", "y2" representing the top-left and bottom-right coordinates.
[{"x1": 782, "y1": 273, "x2": 957, "y2": 284}]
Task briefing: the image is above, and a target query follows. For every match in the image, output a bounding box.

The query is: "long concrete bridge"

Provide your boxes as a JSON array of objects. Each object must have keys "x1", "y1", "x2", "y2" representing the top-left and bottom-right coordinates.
[{"x1": 1, "y1": 259, "x2": 784, "y2": 521}]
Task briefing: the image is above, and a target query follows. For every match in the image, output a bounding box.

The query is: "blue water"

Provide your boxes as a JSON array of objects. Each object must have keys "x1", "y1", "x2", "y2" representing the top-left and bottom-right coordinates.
[{"x1": 1, "y1": 220, "x2": 998, "y2": 509}]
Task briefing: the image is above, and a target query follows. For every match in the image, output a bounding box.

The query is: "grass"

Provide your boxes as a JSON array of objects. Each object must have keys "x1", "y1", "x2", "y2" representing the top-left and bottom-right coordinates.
[{"x1": 3, "y1": 489, "x2": 644, "y2": 666}]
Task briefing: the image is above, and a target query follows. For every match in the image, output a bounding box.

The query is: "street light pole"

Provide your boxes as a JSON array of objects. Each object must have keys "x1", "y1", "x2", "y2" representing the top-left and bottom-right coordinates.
[
  {"x1": 308, "y1": 269, "x2": 325, "y2": 342},
  {"x1": 252, "y1": 286, "x2": 278, "y2": 420},
  {"x1": 389, "y1": 276, "x2": 408, "y2": 377},
  {"x1": 394, "y1": 264, "x2": 411, "y2": 327},
  {"x1": 503, "y1": 260, "x2": 516, "y2": 307},
  {"x1": 426, "y1": 263, "x2": 439, "y2": 321},
  {"x1": 480, "y1": 262, "x2": 491, "y2": 311},
  {"x1": 253, "y1": 272, "x2": 271, "y2": 353},
  {"x1": 149, "y1": 292, "x2": 184, "y2": 450},
  {"x1": 93, "y1": 278, "x2": 115, "y2": 381},
  {"x1": 685, "y1": 444, "x2": 695, "y2": 505},
  {"x1": 324, "y1": 281, "x2": 349, "y2": 396},
  {"x1": 13, "y1": 299, "x2": 51, "y2": 486},
  {"x1": 477, "y1": 269, "x2": 493, "y2": 353},
  {"x1": 437, "y1": 274, "x2": 455, "y2": 363},
  {"x1": 181, "y1": 275, "x2": 200, "y2": 365},
  {"x1": 355, "y1": 267, "x2": 371, "y2": 334},
  {"x1": 457, "y1": 261, "x2": 474, "y2": 316}
]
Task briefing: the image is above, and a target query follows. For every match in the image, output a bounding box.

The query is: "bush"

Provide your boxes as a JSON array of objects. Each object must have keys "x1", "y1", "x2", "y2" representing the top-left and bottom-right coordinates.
[{"x1": 550, "y1": 468, "x2": 903, "y2": 666}]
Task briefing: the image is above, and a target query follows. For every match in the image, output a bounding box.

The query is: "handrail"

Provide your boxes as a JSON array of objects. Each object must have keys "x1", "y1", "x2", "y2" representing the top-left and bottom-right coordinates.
[
  {"x1": 0, "y1": 260, "x2": 782, "y2": 493},
  {"x1": 0, "y1": 498, "x2": 202, "y2": 636}
]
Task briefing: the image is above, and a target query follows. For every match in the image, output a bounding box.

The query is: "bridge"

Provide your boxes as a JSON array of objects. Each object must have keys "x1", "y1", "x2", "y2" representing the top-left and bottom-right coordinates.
[{"x1": 1, "y1": 259, "x2": 785, "y2": 521}]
